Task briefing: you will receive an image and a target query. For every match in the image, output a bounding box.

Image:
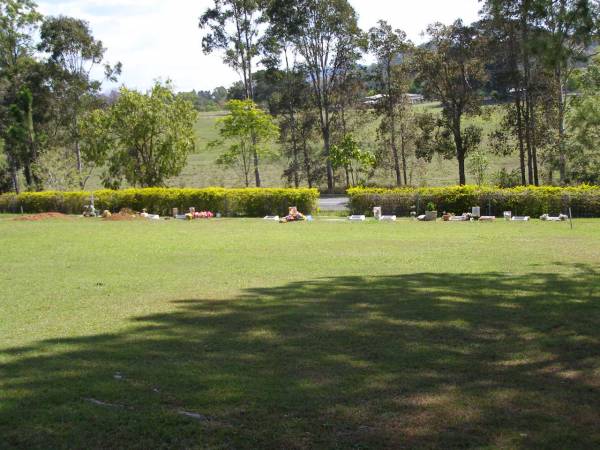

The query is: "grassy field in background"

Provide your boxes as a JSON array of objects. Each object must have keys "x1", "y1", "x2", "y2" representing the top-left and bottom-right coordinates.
[
  {"x1": 1, "y1": 216, "x2": 600, "y2": 448},
  {"x1": 84, "y1": 104, "x2": 517, "y2": 190}
]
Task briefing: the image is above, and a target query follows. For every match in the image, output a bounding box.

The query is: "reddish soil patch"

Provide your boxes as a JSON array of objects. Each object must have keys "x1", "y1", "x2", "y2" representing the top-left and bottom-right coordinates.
[{"x1": 14, "y1": 212, "x2": 68, "y2": 221}]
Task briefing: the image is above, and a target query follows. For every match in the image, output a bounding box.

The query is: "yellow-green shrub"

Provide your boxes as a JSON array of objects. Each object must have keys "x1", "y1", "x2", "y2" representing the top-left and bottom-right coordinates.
[
  {"x1": 347, "y1": 185, "x2": 600, "y2": 217},
  {"x1": 0, "y1": 188, "x2": 319, "y2": 217}
]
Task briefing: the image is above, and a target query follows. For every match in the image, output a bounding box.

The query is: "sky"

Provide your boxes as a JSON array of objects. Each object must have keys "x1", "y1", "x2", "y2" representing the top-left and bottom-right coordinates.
[{"x1": 37, "y1": 0, "x2": 482, "y2": 93}]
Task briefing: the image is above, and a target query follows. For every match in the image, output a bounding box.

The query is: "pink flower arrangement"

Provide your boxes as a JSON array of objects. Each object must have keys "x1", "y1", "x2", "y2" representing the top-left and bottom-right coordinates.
[{"x1": 192, "y1": 211, "x2": 214, "y2": 219}]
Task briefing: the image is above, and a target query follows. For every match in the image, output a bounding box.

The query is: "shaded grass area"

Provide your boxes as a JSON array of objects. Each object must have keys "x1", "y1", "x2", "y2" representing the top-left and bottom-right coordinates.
[{"x1": 1, "y1": 218, "x2": 599, "y2": 449}]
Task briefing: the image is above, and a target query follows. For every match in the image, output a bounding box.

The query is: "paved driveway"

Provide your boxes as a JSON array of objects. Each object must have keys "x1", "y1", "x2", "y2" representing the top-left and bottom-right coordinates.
[{"x1": 318, "y1": 196, "x2": 349, "y2": 211}]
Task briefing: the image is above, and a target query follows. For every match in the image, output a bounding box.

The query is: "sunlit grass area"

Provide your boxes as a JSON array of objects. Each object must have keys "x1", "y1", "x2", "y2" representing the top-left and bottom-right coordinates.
[{"x1": 1, "y1": 217, "x2": 599, "y2": 448}]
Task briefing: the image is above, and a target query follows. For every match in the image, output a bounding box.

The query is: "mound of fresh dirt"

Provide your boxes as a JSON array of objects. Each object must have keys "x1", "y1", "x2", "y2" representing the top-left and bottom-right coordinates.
[{"x1": 14, "y1": 212, "x2": 68, "y2": 221}]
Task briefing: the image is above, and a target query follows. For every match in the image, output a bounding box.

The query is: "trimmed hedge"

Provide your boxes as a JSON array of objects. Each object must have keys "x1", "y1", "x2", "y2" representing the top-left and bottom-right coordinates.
[
  {"x1": 348, "y1": 185, "x2": 600, "y2": 218},
  {"x1": 0, "y1": 187, "x2": 319, "y2": 217}
]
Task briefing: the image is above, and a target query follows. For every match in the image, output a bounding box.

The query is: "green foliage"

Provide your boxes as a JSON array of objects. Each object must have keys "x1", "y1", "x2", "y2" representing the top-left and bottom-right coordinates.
[
  {"x1": 0, "y1": 187, "x2": 319, "y2": 216},
  {"x1": 414, "y1": 20, "x2": 487, "y2": 184},
  {"x1": 80, "y1": 81, "x2": 198, "y2": 188},
  {"x1": 32, "y1": 147, "x2": 80, "y2": 191},
  {"x1": 38, "y1": 16, "x2": 105, "y2": 70},
  {"x1": 0, "y1": 0, "x2": 42, "y2": 68},
  {"x1": 211, "y1": 99, "x2": 279, "y2": 187},
  {"x1": 199, "y1": 0, "x2": 262, "y2": 96},
  {"x1": 177, "y1": 88, "x2": 227, "y2": 112},
  {"x1": 467, "y1": 147, "x2": 489, "y2": 186},
  {"x1": 289, "y1": 0, "x2": 366, "y2": 192},
  {"x1": 330, "y1": 135, "x2": 375, "y2": 186},
  {"x1": 0, "y1": 141, "x2": 13, "y2": 193},
  {"x1": 568, "y1": 56, "x2": 600, "y2": 183},
  {"x1": 348, "y1": 185, "x2": 600, "y2": 217},
  {"x1": 0, "y1": 0, "x2": 44, "y2": 192},
  {"x1": 493, "y1": 168, "x2": 522, "y2": 188},
  {"x1": 37, "y1": 14, "x2": 120, "y2": 187},
  {"x1": 369, "y1": 20, "x2": 414, "y2": 186}
]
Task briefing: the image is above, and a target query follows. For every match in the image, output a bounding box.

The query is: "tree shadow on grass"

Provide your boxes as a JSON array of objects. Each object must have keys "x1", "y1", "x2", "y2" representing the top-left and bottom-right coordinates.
[{"x1": 1, "y1": 265, "x2": 600, "y2": 449}]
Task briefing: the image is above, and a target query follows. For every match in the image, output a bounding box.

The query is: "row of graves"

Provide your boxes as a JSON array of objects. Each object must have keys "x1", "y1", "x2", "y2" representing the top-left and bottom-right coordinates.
[
  {"x1": 82, "y1": 195, "x2": 218, "y2": 221},
  {"x1": 82, "y1": 194, "x2": 570, "y2": 224},
  {"x1": 348, "y1": 206, "x2": 570, "y2": 223}
]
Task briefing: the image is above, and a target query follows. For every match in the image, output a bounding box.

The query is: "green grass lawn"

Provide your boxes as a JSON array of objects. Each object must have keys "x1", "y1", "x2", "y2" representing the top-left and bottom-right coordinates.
[{"x1": 1, "y1": 217, "x2": 600, "y2": 449}]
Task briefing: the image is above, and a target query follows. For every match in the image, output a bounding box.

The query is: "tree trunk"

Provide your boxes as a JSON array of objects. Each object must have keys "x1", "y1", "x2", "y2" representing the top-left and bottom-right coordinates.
[
  {"x1": 453, "y1": 117, "x2": 466, "y2": 185},
  {"x1": 253, "y1": 146, "x2": 261, "y2": 187},
  {"x1": 323, "y1": 125, "x2": 334, "y2": 193},
  {"x1": 508, "y1": 21, "x2": 526, "y2": 186},
  {"x1": 302, "y1": 140, "x2": 312, "y2": 188},
  {"x1": 283, "y1": 49, "x2": 299, "y2": 188},
  {"x1": 400, "y1": 133, "x2": 408, "y2": 186},
  {"x1": 390, "y1": 120, "x2": 402, "y2": 187},
  {"x1": 9, "y1": 156, "x2": 19, "y2": 194},
  {"x1": 521, "y1": 7, "x2": 538, "y2": 186},
  {"x1": 292, "y1": 152, "x2": 299, "y2": 188},
  {"x1": 290, "y1": 119, "x2": 300, "y2": 188},
  {"x1": 458, "y1": 152, "x2": 466, "y2": 186},
  {"x1": 72, "y1": 112, "x2": 82, "y2": 171},
  {"x1": 523, "y1": 94, "x2": 534, "y2": 185},
  {"x1": 515, "y1": 94, "x2": 527, "y2": 185},
  {"x1": 532, "y1": 142, "x2": 539, "y2": 186},
  {"x1": 345, "y1": 166, "x2": 350, "y2": 188},
  {"x1": 75, "y1": 140, "x2": 83, "y2": 187},
  {"x1": 528, "y1": 97, "x2": 539, "y2": 186},
  {"x1": 24, "y1": 92, "x2": 40, "y2": 189},
  {"x1": 24, "y1": 163, "x2": 33, "y2": 187},
  {"x1": 556, "y1": 67, "x2": 567, "y2": 183}
]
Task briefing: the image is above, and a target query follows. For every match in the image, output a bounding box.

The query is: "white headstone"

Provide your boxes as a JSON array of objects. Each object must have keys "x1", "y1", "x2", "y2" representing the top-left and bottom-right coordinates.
[{"x1": 348, "y1": 215, "x2": 366, "y2": 221}]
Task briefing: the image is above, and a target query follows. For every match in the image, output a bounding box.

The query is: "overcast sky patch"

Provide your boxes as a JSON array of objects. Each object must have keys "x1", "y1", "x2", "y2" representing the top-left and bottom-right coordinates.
[{"x1": 37, "y1": 0, "x2": 481, "y2": 92}]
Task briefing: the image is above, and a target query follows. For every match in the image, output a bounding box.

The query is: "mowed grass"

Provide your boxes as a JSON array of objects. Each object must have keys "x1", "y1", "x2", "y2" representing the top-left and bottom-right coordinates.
[
  {"x1": 84, "y1": 106, "x2": 516, "y2": 190},
  {"x1": 1, "y1": 217, "x2": 600, "y2": 449}
]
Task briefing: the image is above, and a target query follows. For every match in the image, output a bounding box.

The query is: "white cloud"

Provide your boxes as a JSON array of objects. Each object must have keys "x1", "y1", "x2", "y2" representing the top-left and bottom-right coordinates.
[
  {"x1": 37, "y1": 0, "x2": 482, "y2": 92},
  {"x1": 352, "y1": 0, "x2": 481, "y2": 42}
]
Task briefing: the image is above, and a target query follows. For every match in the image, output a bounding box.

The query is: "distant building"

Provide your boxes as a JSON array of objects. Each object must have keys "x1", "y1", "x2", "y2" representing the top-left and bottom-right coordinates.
[
  {"x1": 364, "y1": 93, "x2": 424, "y2": 106},
  {"x1": 406, "y1": 94, "x2": 425, "y2": 103},
  {"x1": 364, "y1": 94, "x2": 385, "y2": 105}
]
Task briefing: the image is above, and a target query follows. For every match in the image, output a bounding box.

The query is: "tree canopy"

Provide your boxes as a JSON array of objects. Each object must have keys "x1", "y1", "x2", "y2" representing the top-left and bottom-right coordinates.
[
  {"x1": 212, "y1": 99, "x2": 279, "y2": 187},
  {"x1": 80, "y1": 82, "x2": 197, "y2": 189}
]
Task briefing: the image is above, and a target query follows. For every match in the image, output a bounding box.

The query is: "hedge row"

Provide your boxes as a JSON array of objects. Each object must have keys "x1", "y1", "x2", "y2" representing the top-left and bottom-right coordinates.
[
  {"x1": 348, "y1": 185, "x2": 600, "y2": 217},
  {"x1": 0, "y1": 188, "x2": 319, "y2": 217}
]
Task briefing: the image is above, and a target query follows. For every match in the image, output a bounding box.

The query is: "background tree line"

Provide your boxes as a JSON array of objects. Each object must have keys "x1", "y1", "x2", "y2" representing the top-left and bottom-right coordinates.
[
  {"x1": 199, "y1": 0, "x2": 599, "y2": 193},
  {"x1": 1, "y1": 0, "x2": 599, "y2": 194}
]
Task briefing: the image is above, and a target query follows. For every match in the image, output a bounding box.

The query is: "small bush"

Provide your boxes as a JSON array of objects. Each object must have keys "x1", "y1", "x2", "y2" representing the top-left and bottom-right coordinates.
[
  {"x1": 0, "y1": 188, "x2": 319, "y2": 217},
  {"x1": 347, "y1": 185, "x2": 600, "y2": 218}
]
